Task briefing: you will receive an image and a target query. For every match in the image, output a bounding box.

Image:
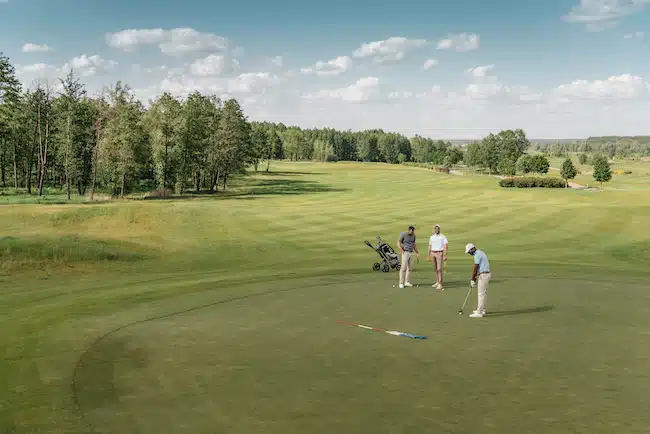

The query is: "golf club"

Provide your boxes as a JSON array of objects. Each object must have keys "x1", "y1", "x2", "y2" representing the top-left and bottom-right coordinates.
[{"x1": 458, "y1": 283, "x2": 473, "y2": 315}]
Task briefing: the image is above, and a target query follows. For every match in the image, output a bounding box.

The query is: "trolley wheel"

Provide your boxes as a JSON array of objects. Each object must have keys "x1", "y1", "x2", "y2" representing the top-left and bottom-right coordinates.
[
  {"x1": 396, "y1": 263, "x2": 401, "y2": 271},
  {"x1": 381, "y1": 263, "x2": 390, "y2": 273},
  {"x1": 373, "y1": 263, "x2": 381, "y2": 271}
]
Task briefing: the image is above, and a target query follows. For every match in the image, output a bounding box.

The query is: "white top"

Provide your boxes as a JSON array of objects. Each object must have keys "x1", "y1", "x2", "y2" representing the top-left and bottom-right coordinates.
[{"x1": 429, "y1": 234, "x2": 448, "y2": 252}]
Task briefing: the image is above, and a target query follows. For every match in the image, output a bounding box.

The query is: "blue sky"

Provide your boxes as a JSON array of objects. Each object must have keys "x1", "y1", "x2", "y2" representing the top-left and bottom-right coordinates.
[{"x1": 2, "y1": 0, "x2": 650, "y2": 139}]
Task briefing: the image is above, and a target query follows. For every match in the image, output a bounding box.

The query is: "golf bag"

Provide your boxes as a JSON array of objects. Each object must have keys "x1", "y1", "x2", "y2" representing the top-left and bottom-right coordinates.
[{"x1": 364, "y1": 236, "x2": 401, "y2": 272}]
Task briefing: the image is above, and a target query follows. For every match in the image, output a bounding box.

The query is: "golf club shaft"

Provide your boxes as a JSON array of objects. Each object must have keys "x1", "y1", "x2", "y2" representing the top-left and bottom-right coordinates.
[{"x1": 460, "y1": 284, "x2": 473, "y2": 311}]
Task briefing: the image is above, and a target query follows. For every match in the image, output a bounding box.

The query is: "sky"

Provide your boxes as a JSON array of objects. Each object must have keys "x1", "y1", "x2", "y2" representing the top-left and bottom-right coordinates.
[{"x1": 2, "y1": 0, "x2": 650, "y2": 139}]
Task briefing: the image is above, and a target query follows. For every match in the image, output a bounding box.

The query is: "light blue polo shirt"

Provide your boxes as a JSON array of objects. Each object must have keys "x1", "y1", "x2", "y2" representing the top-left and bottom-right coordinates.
[{"x1": 474, "y1": 249, "x2": 490, "y2": 273}]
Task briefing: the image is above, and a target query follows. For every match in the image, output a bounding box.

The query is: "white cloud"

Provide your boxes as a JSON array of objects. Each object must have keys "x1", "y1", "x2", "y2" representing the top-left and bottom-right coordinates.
[
  {"x1": 303, "y1": 76, "x2": 382, "y2": 103},
  {"x1": 422, "y1": 59, "x2": 438, "y2": 70},
  {"x1": 388, "y1": 91, "x2": 414, "y2": 100},
  {"x1": 189, "y1": 54, "x2": 239, "y2": 76},
  {"x1": 270, "y1": 56, "x2": 283, "y2": 67},
  {"x1": 353, "y1": 36, "x2": 428, "y2": 63},
  {"x1": 227, "y1": 72, "x2": 280, "y2": 94},
  {"x1": 105, "y1": 27, "x2": 230, "y2": 55},
  {"x1": 436, "y1": 33, "x2": 480, "y2": 51},
  {"x1": 156, "y1": 70, "x2": 280, "y2": 99},
  {"x1": 62, "y1": 54, "x2": 117, "y2": 77},
  {"x1": 17, "y1": 63, "x2": 59, "y2": 75},
  {"x1": 22, "y1": 43, "x2": 52, "y2": 53},
  {"x1": 562, "y1": 0, "x2": 650, "y2": 31},
  {"x1": 624, "y1": 31, "x2": 644, "y2": 39},
  {"x1": 552, "y1": 74, "x2": 649, "y2": 100},
  {"x1": 466, "y1": 64, "x2": 495, "y2": 77},
  {"x1": 301, "y1": 56, "x2": 352, "y2": 76}
]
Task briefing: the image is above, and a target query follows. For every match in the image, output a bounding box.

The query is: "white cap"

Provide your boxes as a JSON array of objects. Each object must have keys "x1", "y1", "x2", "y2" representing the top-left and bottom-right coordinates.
[
  {"x1": 465, "y1": 243, "x2": 475, "y2": 253},
  {"x1": 434, "y1": 224, "x2": 440, "y2": 228}
]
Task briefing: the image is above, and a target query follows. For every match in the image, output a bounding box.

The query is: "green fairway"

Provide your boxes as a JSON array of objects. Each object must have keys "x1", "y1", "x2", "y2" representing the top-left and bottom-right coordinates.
[{"x1": 2, "y1": 161, "x2": 650, "y2": 433}]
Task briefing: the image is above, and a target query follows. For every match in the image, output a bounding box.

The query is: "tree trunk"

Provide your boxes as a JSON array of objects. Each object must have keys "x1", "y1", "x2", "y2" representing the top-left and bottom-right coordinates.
[
  {"x1": 12, "y1": 142, "x2": 18, "y2": 189},
  {"x1": 120, "y1": 172, "x2": 126, "y2": 197},
  {"x1": 222, "y1": 172, "x2": 228, "y2": 191},
  {"x1": 266, "y1": 157, "x2": 271, "y2": 172},
  {"x1": 195, "y1": 170, "x2": 200, "y2": 193},
  {"x1": 254, "y1": 162, "x2": 258, "y2": 172},
  {"x1": 163, "y1": 139, "x2": 168, "y2": 189},
  {"x1": 39, "y1": 117, "x2": 50, "y2": 196},
  {"x1": 211, "y1": 168, "x2": 219, "y2": 192},
  {"x1": 1, "y1": 143, "x2": 5, "y2": 187},
  {"x1": 26, "y1": 156, "x2": 33, "y2": 195},
  {"x1": 90, "y1": 119, "x2": 101, "y2": 201}
]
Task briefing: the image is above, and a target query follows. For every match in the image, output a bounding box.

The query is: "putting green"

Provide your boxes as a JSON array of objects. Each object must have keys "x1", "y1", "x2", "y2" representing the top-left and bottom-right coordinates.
[{"x1": 71, "y1": 273, "x2": 650, "y2": 434}]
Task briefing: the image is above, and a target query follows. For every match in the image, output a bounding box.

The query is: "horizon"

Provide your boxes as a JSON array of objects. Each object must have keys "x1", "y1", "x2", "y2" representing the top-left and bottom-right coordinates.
[{"x1": 3, "y1": 0, "x2": 650, "y2": 139}]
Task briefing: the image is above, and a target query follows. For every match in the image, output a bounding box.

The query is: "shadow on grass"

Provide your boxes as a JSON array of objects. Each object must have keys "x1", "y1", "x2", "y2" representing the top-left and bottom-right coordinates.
[
  {"x1": 142, "y1": 178, "x2": 346, "y2": 201},
  {"x1": 488, "y1": 305, "x2": 555, "y2": 317},
  {"x1": 256, "y1": 171, "x2": 327, "y2": 176}
]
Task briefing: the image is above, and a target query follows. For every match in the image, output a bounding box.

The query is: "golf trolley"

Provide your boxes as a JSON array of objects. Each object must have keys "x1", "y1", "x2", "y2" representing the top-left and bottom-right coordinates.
[{"x1": 364, "y1": 236, "x2": 401, "y2": 272}]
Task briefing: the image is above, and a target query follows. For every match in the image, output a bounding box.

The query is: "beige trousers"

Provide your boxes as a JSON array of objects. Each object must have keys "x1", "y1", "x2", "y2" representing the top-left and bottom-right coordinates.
[
  {"x1": 399, "y1": 251, "x2": 413, "y2": 284},
  {"x1": 430, "y1": 251, "x2": 443, "y2": 283},
  {"x1": 477, "y1": 272, "x2": 491, "y2": 313}
]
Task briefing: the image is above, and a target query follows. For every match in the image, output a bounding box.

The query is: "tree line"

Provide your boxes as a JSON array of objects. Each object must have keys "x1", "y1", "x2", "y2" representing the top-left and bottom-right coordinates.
[
  {"x1": 0, "y1": 51, "x2": 616, "y2": 198},
  {"x1": 532, "y1": 137, "x2": 650, "y2": 159}
]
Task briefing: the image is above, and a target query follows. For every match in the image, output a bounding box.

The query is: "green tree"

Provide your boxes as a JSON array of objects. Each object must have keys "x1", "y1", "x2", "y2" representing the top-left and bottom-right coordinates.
[
  {"x1": 592, "y1": 154, "x2": 612, "y2": 187},
  {"x1": 560, "y1": 157, "x2": 577, "y2": 187},
  {"x1": 356, "y1": 135, "x2": 380, "y2": 162},
  {"x1": 249, "y1": 123, "x2": 267, "y2": 171},
  {"x1": 97, "y1": 82, "x2": 148, "y2": 197},
  {"x1": 144, "y1": 92, "x2": 182, "y2": 189},
  {"x1": 215, "y1": 98, "x2": 251, "y2": 191},
  {"x1": 464, "y1": 141, "x2": 487, "y2": 170},
  {"x1": 267, "y1": 129, "x2": 283, "y2": 167},
  {"x1": 57, "y1": 70, "x2": 87, "y2": 198},
  {"x1": 530, "y1": 154, "x2": 549, "y2": 174},
  {"x1": 378, "y1": 133, "x2": 400, "y2": 164},
  {"x1": 578, "y1": 153, "x2": 588, "y2": 165},
  {"x1": 497, "y1": 158, "x2": 516, "y2": 176},
  {"x1": 516, "y1": 154, "x2": 533, "y2": 174}
]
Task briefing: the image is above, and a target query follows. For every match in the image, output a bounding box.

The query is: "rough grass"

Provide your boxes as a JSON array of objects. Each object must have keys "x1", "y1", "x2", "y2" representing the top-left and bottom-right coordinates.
[{"x1": 1, "y1": 161, "x2": 650, "y2": 433}]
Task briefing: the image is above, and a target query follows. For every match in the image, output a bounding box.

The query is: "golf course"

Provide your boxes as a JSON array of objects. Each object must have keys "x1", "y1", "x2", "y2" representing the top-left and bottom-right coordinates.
[{"x1": 2, "y1": 161, "x2": 649, "y2": 433}]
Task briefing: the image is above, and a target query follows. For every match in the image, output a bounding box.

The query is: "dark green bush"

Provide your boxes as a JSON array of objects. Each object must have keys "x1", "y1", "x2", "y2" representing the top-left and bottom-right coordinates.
[{"x1": 499, "y1": 177, "x2": 566, "y2": 188}]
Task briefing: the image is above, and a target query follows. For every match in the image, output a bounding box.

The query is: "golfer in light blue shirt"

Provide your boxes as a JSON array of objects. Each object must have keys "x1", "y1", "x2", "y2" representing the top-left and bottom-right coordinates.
[{"x1": 465, "y1": 243, "x2": 491, "y2": 318}]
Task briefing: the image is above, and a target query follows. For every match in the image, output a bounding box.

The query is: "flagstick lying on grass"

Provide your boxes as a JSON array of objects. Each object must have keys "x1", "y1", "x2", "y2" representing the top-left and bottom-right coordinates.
[{"x1": 337, "y1": 320, "x2": 427, "y2": 339}]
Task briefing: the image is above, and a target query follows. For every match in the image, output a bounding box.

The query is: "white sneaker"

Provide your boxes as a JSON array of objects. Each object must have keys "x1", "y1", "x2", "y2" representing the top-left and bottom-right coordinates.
[
  {"x1": 437, "y1": 283, "x2": 444, "y2": 290},
  {"x1": 399, "y1": 284, "x2": 404, "y2": 288},
  {"x1": 469, "y1": 312, "x2": 484, "y2": 318},
  {"x1": 404, "y1": 282, "x2": 413, "y2": 287}
]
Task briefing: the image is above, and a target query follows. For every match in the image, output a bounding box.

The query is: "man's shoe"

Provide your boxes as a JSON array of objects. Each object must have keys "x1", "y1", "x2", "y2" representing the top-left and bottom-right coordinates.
[
  {"x1": 469, "y1": 312, "x2": 484, "y2": 318},
  {"x1": 404, "y1": 282, "x2": 413, "y2": 287},
  {"x1": 399, "y1": 284, "x2": 404, "y2": 289}
]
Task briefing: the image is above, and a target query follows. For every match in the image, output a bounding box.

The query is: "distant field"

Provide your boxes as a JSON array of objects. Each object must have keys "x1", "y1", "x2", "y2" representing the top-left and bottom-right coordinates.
[
  {"x1": 1, "y1": 161, "x2": 650, "y2": 433},
  {"x1": 547, "y1": 155, "x2": 650, "y2": 190}
]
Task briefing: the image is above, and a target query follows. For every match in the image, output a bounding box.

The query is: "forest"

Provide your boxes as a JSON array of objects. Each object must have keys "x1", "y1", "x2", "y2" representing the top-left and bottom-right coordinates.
[{"x1": 0, "y1": 52, "x2": 639, "y2": 198}]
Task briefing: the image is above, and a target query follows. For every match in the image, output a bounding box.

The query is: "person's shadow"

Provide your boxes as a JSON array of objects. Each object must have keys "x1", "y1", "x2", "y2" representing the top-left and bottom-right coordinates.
[{"x1": 487, "y1": 305, "x2": 554, "y2": 317}]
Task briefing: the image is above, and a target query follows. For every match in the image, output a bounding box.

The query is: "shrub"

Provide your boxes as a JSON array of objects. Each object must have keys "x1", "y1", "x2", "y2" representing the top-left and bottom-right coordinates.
[
  {"x1": 499, "y1": 177, "x2": 566, "y2": 188},
  {"x1": 613, "y1": 169, "x2": 631, "y2": 175}
]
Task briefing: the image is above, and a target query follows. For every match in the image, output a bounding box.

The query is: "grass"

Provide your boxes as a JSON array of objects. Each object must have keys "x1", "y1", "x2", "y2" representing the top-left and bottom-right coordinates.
[
  {"x1": 547, "y1": 154, "x2": 650, "y2": 190},
  {"x1": 1, "y1": 161, "x2": 650, "y2": 433}
]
